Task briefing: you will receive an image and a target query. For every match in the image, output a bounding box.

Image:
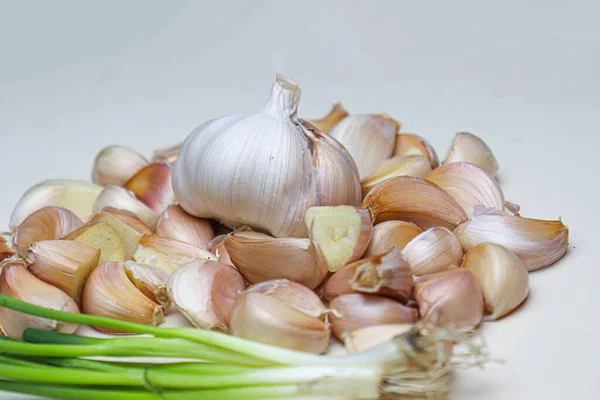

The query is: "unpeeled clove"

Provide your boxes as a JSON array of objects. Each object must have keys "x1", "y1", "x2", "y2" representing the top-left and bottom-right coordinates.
[
  {"x1": 63, "y1": 222, "x2": 126, "y2": 265},
  {"x1": 363, "y1": 220, "x2": 422, "y2": 257},
  {"x1": 91, "y1": 207, "x2": 153, "y2": 259},
  {"x1": 454, "y1": 215, "x2": 569, "y2": 271},
  {"x1": 92, "y1": 145, "x2": 149, "y2": 186},
  {"x1": 401, "y1": 227, "x2": 464, "y2": 276},
  {"x1": 444, "y1": 132, "x2": 499, "y2": 177},
  {"x1": 344, "y1": 324, "x2": 414, "y2": 353},
  {"x1": 132, "y1": 235, "x2": 217, "y2": 274},
  {"x1": 152, "y1": 142, "x2": 182, "y2": 164},
  {"x1": 322, "y1": 247, "x2": 413, "y2": 303},
  {"x1": 307, "y1": 103, "x2": 349, "y2": 133},
  {"x1": 123, "y1": 261, "x2": 171, "y2": 307},
  {"x1": 360, "y1": 155, "x2": 433, "y2": 196},
  {"x1": 156, "y1": 205, "x2": 214, "y2": 250},
  {"x1": 168, "y1": 260, "x2": 246, "y2": 331},
  {"x1": 93, "y1": 185, "x2": 160, "y2": 229},
  {"x1": 124, "y1": 162, "x2": 174, "y2": 215},
  {"x1": 394, "y1": 133, "x2": 439, "y2": 168},
  {"x1": 246, "y1": 279, "x2": 328, "y2": 318}
]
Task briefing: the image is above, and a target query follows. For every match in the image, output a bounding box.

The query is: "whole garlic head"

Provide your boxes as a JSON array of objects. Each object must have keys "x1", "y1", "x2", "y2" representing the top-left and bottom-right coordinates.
[{"x1": 173, "y1": 74, "x2": 361, "y2": 238}]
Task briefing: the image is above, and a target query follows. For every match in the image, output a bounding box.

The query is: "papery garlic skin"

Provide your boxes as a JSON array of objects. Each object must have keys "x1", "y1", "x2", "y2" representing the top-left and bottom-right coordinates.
[
  {"x1": 462, "y1": 243, "x2": 529, "y2": 320},
  {"x1": 133, "y1": 235, "x2": 217, "y2": 274},
  {"x1": 402, "y1": 227, "x2": 464, "y2": 276},
  {"x1": 156, "y1": 205, "x2": 214, "y2": 250},
  {"x1": 394, "y1": 133, "x2": 439, "y2": 168},
  {"x1": 152, "y1": 143, "x2": 182, "y2": 164},
  {"x1": 92, "y1": 145, "x2": 149, "y2": 186},
  {"x1": 363, "y1": 220, "x2": 422, "y2": 257},
  {"x1": 361, "y1": 155, "x2": 433, "y2": 196},
  {"x1": 444, "y1": 132, "x2": 499, "y2": 177},
  {"x1": 173, "y1": 75, "x2": 360, "y2": 238},
  {"x1": 0, "y1": 238, "x2": 15, "y2": 262},
  {"x1": 93, "y1": 185, "x2": 160, "y2": 229},
  {"x1": 124, "y1": 261, "x2": 171, "y2": 307},
  {"x1": 124, "y1": 162, "x2": 174, "y2": 215},
  {"x1": 308, "y1": 103, "x2": 349, "y2": 133},
  {"x1": 247, "y1": 279, "x2": 327, "y2": 319}
]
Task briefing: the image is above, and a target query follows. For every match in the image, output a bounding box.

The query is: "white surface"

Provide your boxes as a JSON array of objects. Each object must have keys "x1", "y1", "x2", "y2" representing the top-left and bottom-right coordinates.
[{"x1": 0, "y1": 1, "x2": 598, "y2": 399}]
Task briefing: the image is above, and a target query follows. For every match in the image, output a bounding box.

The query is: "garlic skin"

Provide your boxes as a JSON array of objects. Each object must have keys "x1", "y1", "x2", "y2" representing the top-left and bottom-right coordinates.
[
  {"x1": 394, "y1": 133, "x2": 439, "y2": 168},
  {"x1": 444, "y1": 132, "x2": 499, "y2": 177},
  {"x1": 168, "y1": 260, "x2": 246, "y2": 331},
  {"x1": 363, "y1": 220, "x2": 422, "y2": 257},
  {"x1": 344, "y1": 324, "x2": 413, "y2": 353},
  {"x1": 322, "y1": 247, "x2": 413, "y2": 303},
  {"x1": 0, "y1": 238, "x2": 15, "y2": 262},
  {"x1": 362, "y1": 176, "x2": 468, "y2": 230},
  {"x1": 402, "y1": 227, "x2": 464, "y2": 276},
  {"x1": 329, "y1": 114, "x2": 400, "y2": 179},
  {"x1": 92, "y1": 145, "x2": 149, "y2": 186},
  {"x1": 123, "y1": 162, "x2": 174, "y2": 215},
  {"x1": 329, "y1": 294, "x2": 418, "y2": 341},
  {"x1": 173, "y1": 74, "x2": 360, "y2": 238},
  {"x1": 462, "y1": 243, "x2": 529, "y2": 320},
  {"x1": 123, "y1": 261, "x2": 171, "y2": 307},
  {"x1": 9, "y1": 179, "x2": 103, "y2": 231},
  {"x1": 454, "y1": 215, "x2": 569, "y2": 271},
  {"x1": 12, "y1": 206, "x2": 83, "y2": 258},
  {"x1": 0, "y1": 260, "x2": 80, "y2": 339},
  {"x1": 361, "y1": 155, "x2": 433, "y2": 196},
  {"x1": 426, "y1": 162, "x2": 505, "y2": 218},
  {"x1": 208, "y1": 235, "x2": 234, "y2": 267},
  {"x1": 93, "y1": 185, "x2": 160, "y2": 229},
  {"x1": 156, "y1": 205, "x2": 214, "y2": 250},
  {"x1": 414, "y1": 268, "x2": 484, "y2": 329},
  {"x1": 308, "y1": 103, "x2": 349, "y2": 133},
  {"x1": 91, "y1": 207, "x2": 153, "y2": 259},
  {"x1": 246, "y1": 279, "x2": 327, "y2": 319},
  {"x1": 152, "y1": 142, "x2": 182, "y2": 164},
  {"x1": 224, "y1": 229, "x2": 326, "y2": 289}
]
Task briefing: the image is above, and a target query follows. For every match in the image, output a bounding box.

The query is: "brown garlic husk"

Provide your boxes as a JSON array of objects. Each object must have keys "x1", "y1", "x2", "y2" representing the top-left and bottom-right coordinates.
[
  {"x1": 92, "y1": 145, "x2": 149, "y2": 186},
  {"x1": 443, "y1": 132, "x2": 499, "y2": 177},
  {"x1": 208, "y1": 234, "x2": 234, "y2": 267},
  {"x1": 363, "y1": 220, "x2": 422, "y2": 257},
  {"x1": 360, "y1": 155, "x2": 433, "y2": 196},
  {"x1": 91, "y1": 207, "x2": 153, "y2": 259},
  {"x1": 0, "y1": 237, "x2": 16, "y2": 262},
  {"x1": 132, "y1": 235, "x2": 217, "y2": 274},
  {"x1": 307, "y1": 103, "x2": 349, "y2": 133},
  {"x1": 123, "y1": 261, "x2": 171, "y2": 307},
  {"x1": 124, "y1": 162, "x2": 175, "y2": 215},
  {"x1": 401, "y1": 227, "x2": 464, "y2": 276},
  {"x1": 156, "y1": 205, "x2": 215, "y2": 250},
  {"x1": 394, "y1": 133, "x2": 439, "y2": 168},
  {"x1": 344, "y1": 324, "x2": 414, "y2": 353}
]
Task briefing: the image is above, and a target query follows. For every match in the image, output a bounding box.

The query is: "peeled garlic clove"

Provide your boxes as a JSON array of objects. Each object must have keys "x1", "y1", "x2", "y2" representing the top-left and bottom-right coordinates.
[
  {"x1": 0, "y1": 237, "x2": 15, "y2": 262},
  {"x1": 246, "y1": 279, "x2": 327, "y2": 319},
  {"x1": 454, "y1": 215, "x2": 568, "y2": 271},
  {"x1": 323, "y1": 247, "x2": 413, "y2": 303},
  {"x1": 307, "y1": 103, "x2": 349, "y2": 133},
  {"x1": 9, "y1": 179, "x2": 103, "y2": 230},
  {"x1": 305, "y1": 206, "x2": 373, "y2": 272},
  {"x1": 123, "y1": 261, "x2": 170, "y2": 307},
  {"x1": 64, "y1": 222, "x2": 126, "y2": 265},
  {"x1": 414, "y1": 268, "x2": 484, "y2": 329},
  {"x1": 133, "y1": 235, "x2": 217, "y2": 274},
  {"x1": 93, "y1": 185, "x2": 160, "y2": 229},
  {"x1": 361, "y1": 155, "x2": 433, "y2": 196},
  {"x1": 444, "y1": 132, "x2": 499, "y2": 177},
  {"x1": 26, "y1": 240, "x2": 100, "y2": 305},
  {"x1": 329, "y1": 294, "x2": 417, "y2": 341},
  {"x1": 0, "y1": 260, "x2": 80, "y2": 339},
  {"x1": 124, "y1": 162, "x2": 174, "y2": 214},
  {"x1": 168, "y1": 260, "x2": 245, "y2": 330},
  {"x1": 462, "y1": 243, "x2": 529, "y2": 320},
  {"x1": 208, "y1": 234, "x2": 234, "y2": 267},
  {"x1": 152, "y1": 142, "x2": 182, "y2": 164},
  {"x1": 92, "y1": 145, "x2": 149, "y2": 186},
  {"x1": 344, "y1": 324, "x2": 413, "y2": 353},
  {"x1": 394, "y1": 133, "x2": 439, "y2": 168},
  {"x1": 329, "y1": 114, "x2": 400, "y2": 178},
  {"x1": 82, "y1": 261, "x2": 164, "y2": 333},
  {"x1": 12, "y1": 206, "x2": 84, "y2": 258},
  {"x1": 426, "y1": 162, "x2": 505, "y2": 218},
  {"x1": 91, "y1": 207, "x2": 153, "y2": 259},
  {"x1": 362, "y1": 176, "x2": 468, "y2": 230},
  {"x1": 224, "y1": 229, "x2": 326, "y2": 289},
  {"x1": 229, "y1": 291, "x2": 330, "y2": 354},
  {"x1": 363, "y1": 220, "x2": 422, "y2": 257},
  {"x1": 402, "y1": 227, "x2": 463, "y2": 276},
  {"x1": 156, "y1": 205, "x2": 214, "y2": 250}
]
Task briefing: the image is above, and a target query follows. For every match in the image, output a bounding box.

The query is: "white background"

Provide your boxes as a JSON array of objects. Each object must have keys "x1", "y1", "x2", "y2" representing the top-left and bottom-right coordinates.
[{"x1": 0, "y1": 1, "x2": 599, "y2": 399}]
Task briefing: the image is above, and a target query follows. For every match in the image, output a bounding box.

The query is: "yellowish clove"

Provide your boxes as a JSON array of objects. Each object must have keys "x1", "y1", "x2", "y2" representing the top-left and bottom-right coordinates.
[
  {"x1": 307, "y1": 103, "x2": 349, "y2": 133},
  {"x1": 394, "y1": 133, "x2": 439, "y2": 168},
  {"x1": 361, "y1": 155, "x2": 433, "y2": 196},
  {"x1": 444, "y1": 132, "x2": 499, "y2": 177},
  {"x1": 402, "y1": 227, "x2": 464, "y2": 276},
  {"x1": 363, "y1": 220, "x2": 422, "y2": 257},
  {"x1": 124, "y1": 162, "x2": 175, "y2": 215},
  {"x1": 63, "y1": 222, "x2": 126, "y2": 265},
  {"x1": 92, "y1": 145, "x2": 149, "y2": 186},
  {"x1": 91, "y1": 207, "x2": 153, "y2": 259},
  {"x1": 132, "y1": 235, "x2": 217, "y2": 274},
  {"x1": 93, "y1": 185, "x2": 160, "y2": 229},
  {"x1": 156, "y1": 205, "x2": 214, "y2": 250},
  {"x1": 344, "y1": 324, "x2": 414, "y2": 353}
]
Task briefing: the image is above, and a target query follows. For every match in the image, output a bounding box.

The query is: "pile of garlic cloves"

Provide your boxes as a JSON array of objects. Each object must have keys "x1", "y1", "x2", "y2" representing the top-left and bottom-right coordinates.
[{"x1": 0, "y1": 74, "x2": 568, "y2": 356}]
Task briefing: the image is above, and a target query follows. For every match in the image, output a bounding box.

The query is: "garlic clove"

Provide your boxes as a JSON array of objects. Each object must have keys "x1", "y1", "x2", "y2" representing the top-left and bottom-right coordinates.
[
  {"x1": 229, "y1": 291, "x2": 330, "y2": 354},
  {"x1": 0, "y1": 237, "x2": 15, "y2": 262},
  {"x1": 329, "y1": 294, "x2": 417, "y2": 341},
  {"x1": 307, "y1": 103, "x2": 349, "y2": 133},
  {"x1": 444, "y1": 132, "x2": 499, "y2": 177},
  {"x1": 361, "y1": 155, "x2": 433, "y2": 196},
  {"x1": 167, "y1": 260, "x2": 245, "y2": 330},
  {"x1": 329, "y1": 114, "x2": 400, "y2": 179},
  {"x1": 156, "y1": 205, "x2": 214, "y2": 250},
  {"x1": 305, "y1": 206, "x2": 373, "y2": 272},
  {"x1": 344, "y1": 324, "x2": 414, "y2": 353},
  {"x1": 323, "y1": 247, "x2": 413, "y2": 303},
  {"x1": 93, "y1": 185, "x2": 160, "y2": 229},
  {"x1": 363, "y1": 220, "x2": 422, "y2": 257},
  {"x1": 402, "y1": 227, "x2": 464, "y2": 276},
  {"x1": 9, "y1": 179, "x2": 103, "y2": 231},
  {"x1": 224, "y1": 229, "x2": 326, "y2": 289},
  {"x1": 394, "y1": 133, "x2": 439, "y2": 168},
  {"x1": 132, "y1": 235, "x2": 217, "y2": 274},
  {"x1": 123, "y1": 261, "x2": 171, "y2": 307},
  {"x1": 92, "y1": 145, "x2": 149, "y2": 186},
  {"x1": 414, "y1": 268, "x2": 484, "y2": 329},
  {"x1": 462, "y1": 243, "x2": 529, "y2": 320},
  {"x1": 13, "y1": 206, "x2": 84, "y2": 258},
  {"x1": 361, "y1": 176, "x2": 469, "y2": 230},
  {"x1": 26, "y1": 240, "x2": 100, "y2": 305},
  {"x1": 426, "y1": 162, "x2": 505, "y2": 218},
  {"x1": 454, "y1": 215, "x2": 569, "y2": 271},
  {"x1": 82, "y1": 261, "x2": 164, "y2": 333},
  {"x1": 152, "y1": 142, "x2": 182, "y2": 164},
  {"x1": 123, "y1": 162, "x2": 175, "y2": 214},
  {"x1": 246, "y1": 279, "x2": 327, "y2": 319},
  {"x1": 91, "y1": 207, "x2": 153, "y2": 259},
  {"x1": 0, "y1": 260, "x2": 80, "y2": 339},
  {"x1": 63, "y1": 222, "x2": 126, "y2": 265},
  {"x1": 208, "y1": 234, "x2": 234, "y2": 267}
]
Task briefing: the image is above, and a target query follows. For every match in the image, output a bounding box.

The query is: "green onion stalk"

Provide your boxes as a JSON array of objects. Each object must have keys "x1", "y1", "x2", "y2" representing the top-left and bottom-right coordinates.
[{"x1": 0, "y1": 294, "x2": 486, "y2": 399}]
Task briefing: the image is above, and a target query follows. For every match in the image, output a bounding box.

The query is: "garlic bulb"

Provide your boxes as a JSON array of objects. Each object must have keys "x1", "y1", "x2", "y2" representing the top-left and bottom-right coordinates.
[
  {"x1": 156, "y1": 205, "x2": 214, "y2": 250},
  {"x1": 444, "y1": 132, "x2": 499, "y2": 177},
  {"x1": 361, "y1": 155, "x2": 433, "y2": 196},
  {"x1": 394, "y1": 133, "x2": 439, "y2": 168},
  {"x1": 92, "y1": 145, "x2": 149, "y2": 186},
  {"x1": 363, "y1": 220, "x2": 422, "y2": 257},
  {"x1": 401, "y1": 227, "x2": 464, "y2": 276},
  {"x1": 123, "y1": 162, "x2": 174, "y2": 215},
  {"x1": 172, "y1": 74, "x2": 361, "y2": 238},
  {"x1": 462, "y1": 243, "x2": 529, "y2": 320},
  {"x1": 308, "y1": 103, "x2": 349, "y2": 133}
]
